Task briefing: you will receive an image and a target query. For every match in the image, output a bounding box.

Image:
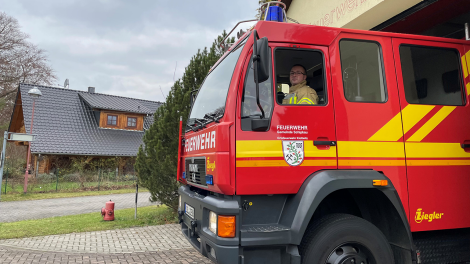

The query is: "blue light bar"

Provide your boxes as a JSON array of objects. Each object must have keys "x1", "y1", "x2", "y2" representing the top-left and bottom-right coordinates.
[
  {"x1": 182, "y1": 172, "x2": 186, "y2": 179},
  {"x1": 266, "y1": 6, "x2": 284, "y2": 22},
  {"x1": 205, "y1": 175, "x2": 214, "y2": 185}
]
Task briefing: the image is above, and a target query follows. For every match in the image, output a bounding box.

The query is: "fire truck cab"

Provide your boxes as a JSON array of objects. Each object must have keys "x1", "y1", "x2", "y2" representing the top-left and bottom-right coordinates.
[{"x1": 178, "y1": 18, "x2": 470, "y2": 264}]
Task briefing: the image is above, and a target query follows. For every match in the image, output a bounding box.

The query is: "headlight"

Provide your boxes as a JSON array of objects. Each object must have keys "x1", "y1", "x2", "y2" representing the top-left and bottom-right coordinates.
[
  {"x1": 179, "y1": 195, "x2": 182, "y2": 210},
  {"x1": 209, "y1": 211, "x2": 217, "y2": 234}
]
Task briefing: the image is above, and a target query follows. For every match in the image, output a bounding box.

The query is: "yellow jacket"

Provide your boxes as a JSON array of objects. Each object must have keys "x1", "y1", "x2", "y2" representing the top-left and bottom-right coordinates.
[{"x1": 282, "y1": 80, "x2": 319, "y2": 105}]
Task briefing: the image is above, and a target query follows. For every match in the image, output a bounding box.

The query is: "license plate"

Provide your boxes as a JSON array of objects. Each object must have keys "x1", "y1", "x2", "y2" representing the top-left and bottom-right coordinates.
[{"x1": 185, "y1": 203, "x2": 195, "y2": 219}]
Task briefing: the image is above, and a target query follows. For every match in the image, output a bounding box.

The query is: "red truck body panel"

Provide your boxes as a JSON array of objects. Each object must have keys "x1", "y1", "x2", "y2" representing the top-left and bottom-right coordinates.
[{"x1": 181, "y1": 21, "x2": 470, "y2": 233}]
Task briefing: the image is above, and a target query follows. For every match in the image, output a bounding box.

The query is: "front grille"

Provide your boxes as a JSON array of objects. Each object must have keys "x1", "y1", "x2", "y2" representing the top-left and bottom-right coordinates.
[{"x1": 185, "y1": 157, "x2": 207, "y2": 186}]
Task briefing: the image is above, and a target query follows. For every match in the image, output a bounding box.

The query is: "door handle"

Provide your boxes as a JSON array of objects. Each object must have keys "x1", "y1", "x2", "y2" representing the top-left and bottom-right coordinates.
[
  {"x1": 314, "y1": 141, "x2": 336, "y2": 146},
  {"x1": 461, "y1": 143, "x2": 470, "y2": 149}
]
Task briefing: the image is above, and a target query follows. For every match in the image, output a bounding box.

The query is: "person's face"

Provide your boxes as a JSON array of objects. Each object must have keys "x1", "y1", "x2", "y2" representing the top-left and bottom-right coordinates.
[{"x1": 290, "y1": 66, "x2": 307, "y2": 86}]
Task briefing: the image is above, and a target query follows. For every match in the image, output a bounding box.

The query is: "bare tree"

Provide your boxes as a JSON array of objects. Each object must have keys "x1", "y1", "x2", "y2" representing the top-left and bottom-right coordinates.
[{"x1": 0, "y1": 11, "x2": 56, "y2": 132}]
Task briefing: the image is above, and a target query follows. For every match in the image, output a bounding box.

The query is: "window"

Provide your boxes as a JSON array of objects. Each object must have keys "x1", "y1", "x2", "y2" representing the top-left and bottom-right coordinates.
[
  {"x1": 240, "y1": 48, "x2": 273, "y2": 131},
  {"x1": 340, "y1": 40, "x2": 387, "y2": 102},
  {"x1": 399, "y1": 45, "x2": 464, "y2": 106},
  {"x1": 274, "y1": 48, "x2": 326, "y2": 105},
  {"x1": 127, "y1": 117, "x2": 137, "y2": 127},
  {"x1": 242, "y1": 48, "x2": 273, "y2": 118},
  {"x1": 107, "y1": 115, "x2": 117, "y2": 126},
  {"x1": 188, "y1": 38, "x2": 246, "y2": 126}
]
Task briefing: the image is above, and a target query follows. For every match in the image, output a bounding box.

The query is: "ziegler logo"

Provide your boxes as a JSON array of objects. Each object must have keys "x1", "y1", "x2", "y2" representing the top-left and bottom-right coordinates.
[
  {"x1": 207, "y1": 157, "x2": 216, "y2": 172},
  {"x1": 415, "y1": 208, "x2": 444, "y2": 223}
]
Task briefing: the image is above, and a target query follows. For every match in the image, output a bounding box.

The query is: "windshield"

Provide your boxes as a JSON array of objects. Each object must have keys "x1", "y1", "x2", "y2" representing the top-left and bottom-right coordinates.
[{"x1": 188, "y1": 41, "x2": 246, "y2": 126}]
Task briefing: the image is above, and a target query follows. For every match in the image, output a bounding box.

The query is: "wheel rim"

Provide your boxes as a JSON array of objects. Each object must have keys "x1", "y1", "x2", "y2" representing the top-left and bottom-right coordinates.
[{"x1": 325, "y1": 243, "x2": 376, "y2": 264}]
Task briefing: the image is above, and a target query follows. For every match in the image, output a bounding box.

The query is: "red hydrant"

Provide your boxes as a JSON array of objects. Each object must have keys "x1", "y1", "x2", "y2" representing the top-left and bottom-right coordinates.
[{"x1": 101, "y1": 200, "x2": 115, "y2": 221}]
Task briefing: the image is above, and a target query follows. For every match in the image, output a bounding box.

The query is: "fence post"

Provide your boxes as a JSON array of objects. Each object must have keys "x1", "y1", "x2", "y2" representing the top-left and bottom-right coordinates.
[
  {"x1": 4, "y1": 168, "x2": 8, "y2": 194},
  {"x1": 135, "y1": 183, "x2": 138, "y2": 219},
  {"x1": 56, "y1": 168, "x2": 59, "y2": 192},
  {"x1": 98, "y1": 168, "x2": 101, "y2": 191}
]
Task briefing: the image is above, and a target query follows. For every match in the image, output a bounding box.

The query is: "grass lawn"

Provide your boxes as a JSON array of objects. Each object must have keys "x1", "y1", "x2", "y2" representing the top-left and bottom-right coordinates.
[
  {"x1": 2, "y1": 180, "x2": 136, "y2": 194},
  {"x1": 0, "y1": 188, "x2": 142, "y2": 202},
  {"x1": 0, "y1": 205, "x2": 177, "y2": 239}
]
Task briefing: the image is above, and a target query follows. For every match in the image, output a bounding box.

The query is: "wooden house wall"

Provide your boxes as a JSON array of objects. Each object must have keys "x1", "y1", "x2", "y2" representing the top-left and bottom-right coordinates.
[
  {"x1": 99, "y1": 111, "x2": 144, "y2": 131},
  {"x1": 9, "y1": 92, "x2": 25, "y2": 133}
]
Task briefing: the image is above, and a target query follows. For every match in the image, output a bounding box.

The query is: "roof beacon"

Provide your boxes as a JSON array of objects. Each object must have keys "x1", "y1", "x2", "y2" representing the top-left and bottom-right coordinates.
[{"x1": 262, "y1": 1, "x2": 287, "y2": 23}]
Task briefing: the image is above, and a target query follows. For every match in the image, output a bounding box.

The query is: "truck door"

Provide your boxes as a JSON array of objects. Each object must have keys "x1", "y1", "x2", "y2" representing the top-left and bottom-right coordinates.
[
  {"x1": 235, "y1": 43, "x2": 337, "y2": 195},
  {"x1": 392, "y1": 38, "x2": 470, "y2": 231},
  {"x1": 330, "y1": 33, "x2": 410, "y2": 217}
]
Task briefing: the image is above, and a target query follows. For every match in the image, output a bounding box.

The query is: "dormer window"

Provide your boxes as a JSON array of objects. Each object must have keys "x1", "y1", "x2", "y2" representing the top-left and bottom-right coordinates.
[
  {"x1": 100, "y1": 111, "x2": 143, "y2": 130},
  {"x1": 127, "y1": 117, "x2": 137, "y2": 128},
  {"x1": 107, "y1": 115, "x2": 118, "y2": 126}
]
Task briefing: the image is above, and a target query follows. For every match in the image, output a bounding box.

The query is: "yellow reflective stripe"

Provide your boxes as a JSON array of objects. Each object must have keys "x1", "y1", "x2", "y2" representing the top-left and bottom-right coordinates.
[
  {"x1": 298, "y1": 98, "x2": 314, "y2": 104},
  {"x1": 236, "y1": 159, "x2": 337, "y2": 167},
  {"x1": 406, "y1": 142, "x2": 470, "y2": 158},
  {"x1": 338, "y1": 141, "x2": 405, "y2": 158},
  {"x1": 407, "y1": 106, "x2": 456, "y2": 142},
  {"x1": 236, "y1": 140, "x2": 282, "y2": 157},
  {"x1": 236, "y1": 140, "x2": 336, "y2": 158},
  {"x1": 407, "y1": 159, "x2": 470, "y2": 166},
  {"x1": 304, "y1": 143, "x2": 337, "y2": 158},
  {"x1": 339, "y1": 159, "x2": 405, "y2": 166},
  {"x1": 465, "y1": 51, "x2": 470, "y2": 77},
  {"x1": 368, "y1": 105, "x2": 434, "y2": 142},
  {"x1": 289, "y1": 97, "x2": 293, "y2": 104},
  {"x1": 401, "y1": 105, "x2": 435, "y2": 134},
  {"x1": 294, "y1": 96, "x2": 297, "y2": 104},
  {"x1": 236, "y1": 158, "x2": 470, "y2": 167},
  {"x1": 467, "y1": 83, "x2": 470, "y2": 96},
  {"x1": 462, "y1": 54, "x2": 468, "y2": 78},
  {"x1": 368, "y1": 112, "x2": 403, "y2": 141},
  {"x1": 236, "y1": 160, "x2": 286, "y2": 167},
  {"x1": 301, "y1": 159, "x2": 337, "y2": 166}
]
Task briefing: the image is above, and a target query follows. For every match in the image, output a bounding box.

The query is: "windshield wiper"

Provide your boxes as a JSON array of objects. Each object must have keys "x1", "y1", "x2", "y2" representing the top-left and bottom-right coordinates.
[
  {"x1": 186, "y1": 123, "x2": 197, "y2": 132},
  {"x1": 204, "y1": 113, "x2": 220, "y2": 123},
  {"x1": 194, "y1": 119, "x2": 207, "y2": 130}
]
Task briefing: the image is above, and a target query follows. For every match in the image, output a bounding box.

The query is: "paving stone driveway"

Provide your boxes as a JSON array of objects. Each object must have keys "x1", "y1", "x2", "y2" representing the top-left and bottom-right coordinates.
[{"x1": 0, "y1": 224, "x2": 213, "y2": 264}]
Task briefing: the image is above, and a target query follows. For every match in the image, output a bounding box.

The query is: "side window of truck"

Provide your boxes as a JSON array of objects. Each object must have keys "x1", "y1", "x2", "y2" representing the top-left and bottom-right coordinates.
[
  {"x1": 274, "y1": 48, "x2": 326, "y2": 106},
  {"x1": 241, "y1": 49, "x2": 273, "y2": 119},
  {"x1": 399, "y1": 45, "x2": 465, "y2": 106},
  {"x1": 340, "y1": 40, "x2": 387, "y2": 103}
]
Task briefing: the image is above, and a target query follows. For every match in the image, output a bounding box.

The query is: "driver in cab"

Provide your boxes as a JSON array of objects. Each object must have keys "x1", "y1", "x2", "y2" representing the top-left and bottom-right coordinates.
[{"x1": 282, "y1": 64, "x2": 319, "y2": 105}]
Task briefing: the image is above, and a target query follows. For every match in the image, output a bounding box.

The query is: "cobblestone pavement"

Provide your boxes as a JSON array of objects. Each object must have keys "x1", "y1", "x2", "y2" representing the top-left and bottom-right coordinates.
[
  {"x1": 0, "y1": 192, "x2": 156, "y2": 223},
  {"x1": 0, "y1": 224, "x2": 213, "y2": 264},
  {"x1": 0, "y1": 247, "x2": 212, "y2": 264}
]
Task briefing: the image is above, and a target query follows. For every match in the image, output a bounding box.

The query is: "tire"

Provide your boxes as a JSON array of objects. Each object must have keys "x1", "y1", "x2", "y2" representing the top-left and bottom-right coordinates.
[{"x1": 299, "y1": 213, "x2": 394, "y2": 264}]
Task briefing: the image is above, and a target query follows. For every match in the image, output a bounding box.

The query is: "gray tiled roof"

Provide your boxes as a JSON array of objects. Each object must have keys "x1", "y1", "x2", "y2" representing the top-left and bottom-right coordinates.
[
  {"x1": 16, "y1": 84, "x2": 162, "y2": 156},
  {"x1": 78, "y1": 92, "x2": 155, "y2": 114}
]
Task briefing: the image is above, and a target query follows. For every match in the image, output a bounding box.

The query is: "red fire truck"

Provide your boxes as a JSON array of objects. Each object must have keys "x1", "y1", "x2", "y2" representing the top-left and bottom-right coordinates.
[{"x1": 177, "y1": 13, "x2": 470, "y2": 264}]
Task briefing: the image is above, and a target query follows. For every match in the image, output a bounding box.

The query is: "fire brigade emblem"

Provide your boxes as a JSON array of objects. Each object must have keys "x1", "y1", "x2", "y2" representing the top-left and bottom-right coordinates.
[{"x1": 282, "y1": 141, "x2": 304, "y2": 166}]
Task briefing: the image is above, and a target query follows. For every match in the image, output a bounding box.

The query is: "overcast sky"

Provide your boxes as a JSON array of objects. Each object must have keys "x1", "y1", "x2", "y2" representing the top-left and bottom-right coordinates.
[{"x1": 0, "y1": 0, "x2": 259, "y2": 102}]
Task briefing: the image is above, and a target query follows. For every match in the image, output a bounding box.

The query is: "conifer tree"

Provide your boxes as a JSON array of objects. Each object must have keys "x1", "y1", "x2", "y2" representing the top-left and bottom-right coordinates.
[{"x1": 135, "y1": 31, "x2": 234, "y2": 210}]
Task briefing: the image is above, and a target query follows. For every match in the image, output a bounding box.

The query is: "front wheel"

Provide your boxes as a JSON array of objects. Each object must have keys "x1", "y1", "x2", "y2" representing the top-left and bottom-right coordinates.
[{"x1": 299, "y1": 214, "x2": 394, "y2": 264}]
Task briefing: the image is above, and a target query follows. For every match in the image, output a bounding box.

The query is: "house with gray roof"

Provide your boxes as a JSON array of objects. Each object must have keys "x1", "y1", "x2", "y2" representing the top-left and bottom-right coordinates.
[{"x1": 8, "y1": 83, "x2": 161, "y2": 174}]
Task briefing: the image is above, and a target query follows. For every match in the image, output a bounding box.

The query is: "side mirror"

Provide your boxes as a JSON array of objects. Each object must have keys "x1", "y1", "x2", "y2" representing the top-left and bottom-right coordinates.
[
  {"x1": 256, "y1": 37, "x2": 270, "y2": 83},
  {"x1": 251, "y1": 118, "x2": 270, "y2": 131},
  {"x1": 250, "y1": 30, "x2": 270, "y2": 132},
  {"x1": 190, "y1": 89, "x2": 197, "y2": 107}
]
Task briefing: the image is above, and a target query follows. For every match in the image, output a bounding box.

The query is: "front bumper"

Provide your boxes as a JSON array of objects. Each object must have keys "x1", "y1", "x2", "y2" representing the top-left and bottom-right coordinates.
[{"x1": 178, "y1": 185, "x2": 240, "y2": 264}]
